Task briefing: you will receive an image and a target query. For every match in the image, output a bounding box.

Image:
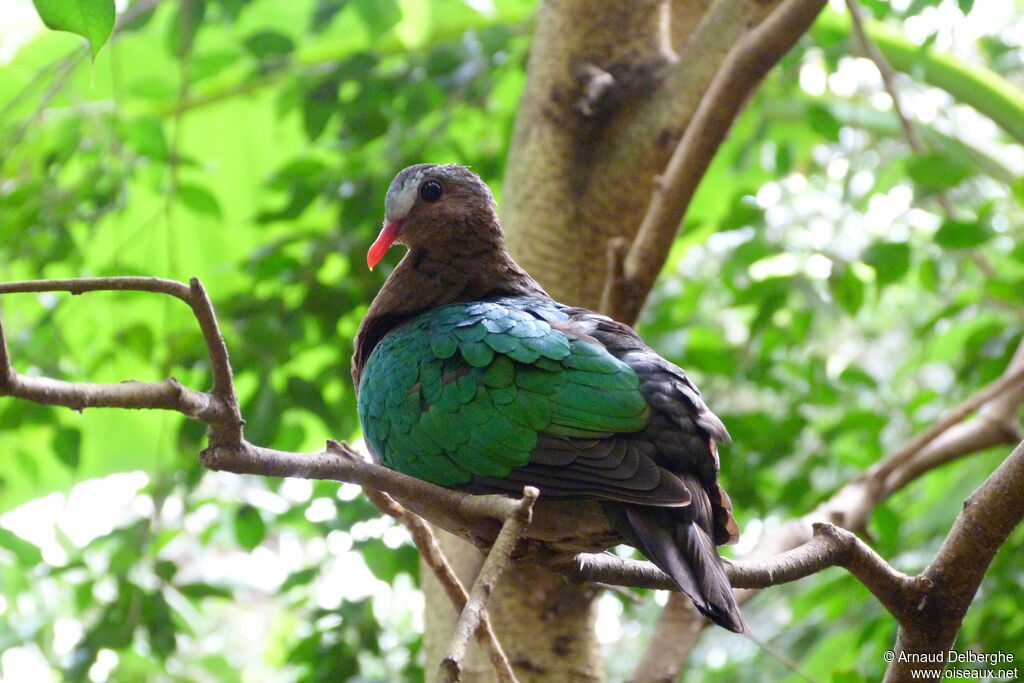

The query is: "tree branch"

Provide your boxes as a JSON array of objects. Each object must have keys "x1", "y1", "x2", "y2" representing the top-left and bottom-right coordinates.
[
  {"x1": 362, "y1": 486, "x2": 519, "y2": 683},
  {"x1": 569, "y1": 522, "x2": 920, "y2": 616},
  {"x1": 885, "y1": 438, "x2": 1024, "y2": 682},
  {"x1": 439, "y1": 488, "x2": 538, "y2": 683},
  {"x1": 601, "y1": 0, "x2": 827, "y2": 322},
  {"x1": 6, "y1": 276, "x2": 1021, "y2": 683},
  {"x1": 844, "y1": 0, "x2": 924, "y2": 152},
  {"x1": 633, "y1": 336, "x2": 1024, "y2": 680},
  {"x1": 0, "y1": 277, "x2": 538, "y2": 681}
]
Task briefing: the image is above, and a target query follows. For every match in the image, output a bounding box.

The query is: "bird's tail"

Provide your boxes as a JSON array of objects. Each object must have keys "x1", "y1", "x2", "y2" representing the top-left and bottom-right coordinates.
[{"x1": 618, "y1": 504, "x2": 746, "y2": 633}]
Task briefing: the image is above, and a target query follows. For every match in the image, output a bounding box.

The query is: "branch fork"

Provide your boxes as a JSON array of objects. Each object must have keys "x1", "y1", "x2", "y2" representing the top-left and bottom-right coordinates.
[{"x1": 4, "y1": 276, "x2": 1023, "y2": 683}]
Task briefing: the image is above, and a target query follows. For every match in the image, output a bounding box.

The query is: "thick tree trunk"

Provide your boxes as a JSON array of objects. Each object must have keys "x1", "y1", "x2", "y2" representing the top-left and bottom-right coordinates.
[
  {"x1": 422, "y1": 530, "x2": 490, "y2": 680},
  {"x1": 422, "y1": 532, "x2": 602, "y2": 682},
  {"x1": 503, "y1": 0, "x2": 771, "y2": 308},
  {"x1": 421, "y1": 0, "x2": 821, "y2": 679}
]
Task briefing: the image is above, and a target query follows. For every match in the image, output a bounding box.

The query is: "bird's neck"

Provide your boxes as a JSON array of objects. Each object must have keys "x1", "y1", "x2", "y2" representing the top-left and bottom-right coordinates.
[{"x1": 352, "y1": 235, "x2": 548, "y2": 386}]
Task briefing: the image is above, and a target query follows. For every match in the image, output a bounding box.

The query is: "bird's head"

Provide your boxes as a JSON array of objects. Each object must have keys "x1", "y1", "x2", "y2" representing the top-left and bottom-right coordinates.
[{"x1": 367, "y1": 164, "x2": 499, "y2": 269}]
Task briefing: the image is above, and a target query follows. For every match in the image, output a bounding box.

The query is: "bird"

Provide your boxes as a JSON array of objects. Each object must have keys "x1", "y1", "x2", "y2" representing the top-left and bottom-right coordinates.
[{"x1": 352, "y1": 163, "x2": 744, "y2": 632}]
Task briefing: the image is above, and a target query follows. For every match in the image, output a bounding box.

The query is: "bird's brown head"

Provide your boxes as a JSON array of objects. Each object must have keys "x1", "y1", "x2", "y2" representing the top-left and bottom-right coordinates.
[{"x1": 367, "y1": 163, "x2": 500, "y2": 269}]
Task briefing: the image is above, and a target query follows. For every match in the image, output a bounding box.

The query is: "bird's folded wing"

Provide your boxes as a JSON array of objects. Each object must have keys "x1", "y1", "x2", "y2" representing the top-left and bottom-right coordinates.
[{"x1": 359, "y1": 297, "x2": 689, "y2": 504}]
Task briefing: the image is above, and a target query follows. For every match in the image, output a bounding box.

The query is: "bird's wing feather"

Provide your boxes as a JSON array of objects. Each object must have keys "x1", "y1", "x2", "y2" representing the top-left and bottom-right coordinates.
[{"x1": 359, "y1": 297, "x2": 691, "y2": 503}]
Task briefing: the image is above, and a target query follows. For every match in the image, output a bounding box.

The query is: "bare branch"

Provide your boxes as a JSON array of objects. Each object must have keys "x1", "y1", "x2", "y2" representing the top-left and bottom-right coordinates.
[
  {"x1": 844, "y1": 0, "x2": 924, "y2": 152},
  {"x1": 0, "y1": 276, "x2": 192, "y2": 299},
  {"x1": 0, "y1": 315, "x2": 15, "y2": 389},
  {"x1": 0, "y1": 277, "x2": 238, "y2": 425},
  {"x1": 870, "y1": 362, "x2": 1024, "y2": 484},
  {"x1": 363, "y1": 488, "x2": 518, "y2": 683},
  {"x1": 601, "y1": 0, "x2": 828, "y2": 322},
  {"x1": 185, "y1": 278, "x2": 244, "y2": 443},
  {"x1": 440, "y1": 488, "x2": 538, "y2": 683},
  {"x1": 640, "y1": 336, "x2": 1024, "y2": 678},
  {"x1": 569, "y1": 523, "x2": 919, "y2": 616},
  {"x1": 2, "y1": 373, "x2": 227, "y2": 418},
  {"x1": 186, "y1": 279, "x2": 236, "y2": 404},
  {"x1": 885, "y1": 439, "x2": 1024, "y2": 681}
]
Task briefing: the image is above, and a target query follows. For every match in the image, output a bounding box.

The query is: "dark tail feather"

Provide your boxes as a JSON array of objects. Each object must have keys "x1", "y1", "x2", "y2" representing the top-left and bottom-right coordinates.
[{"x1": 621, "y1": 505, "x2": 746, "y2": 633}]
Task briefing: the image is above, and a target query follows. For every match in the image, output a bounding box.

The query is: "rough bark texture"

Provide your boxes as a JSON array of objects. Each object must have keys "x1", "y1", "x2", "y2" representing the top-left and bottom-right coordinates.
[
  {"x1": 885, "y1": 441, "x2": 1024, "y2": 682},
  {"x1": 423, "y1": 530, "x2": 491, "y2": 681},
  {"x1": 423, "y1": 534, "x2": 603, "y2": 682},
  {"x1": 420, "y1": 0, "x2": 823, "y2": 678},
  {"x1": 488, "y1": 564, "x2": 602, "y2": 681},
  {"x1": 503, "y1": 0, "x2": 775, "y2": 309},
  {"x1": 502, "y1": 0, "x2": 673, "y2": 306}
]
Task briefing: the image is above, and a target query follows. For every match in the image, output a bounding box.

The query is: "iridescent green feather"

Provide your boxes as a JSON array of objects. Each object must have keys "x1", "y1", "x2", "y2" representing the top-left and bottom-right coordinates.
[{"x1": 357, "y1": 297, "x2": 650, "y2": 487}]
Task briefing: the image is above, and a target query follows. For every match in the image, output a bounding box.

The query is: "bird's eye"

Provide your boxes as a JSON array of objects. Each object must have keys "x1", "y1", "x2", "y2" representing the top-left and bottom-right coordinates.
[{"x1": 419, "y1": 180, "x2": 443, "y2": 202}]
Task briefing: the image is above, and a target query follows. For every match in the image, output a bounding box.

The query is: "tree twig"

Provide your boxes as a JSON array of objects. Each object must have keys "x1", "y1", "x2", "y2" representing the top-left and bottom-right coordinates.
[
  {"x1": 0, "y1": 276, "x2": 529, "y2": 679},
  {"x1": 439, "y1": 487, "x2": 538, "y2": 683},
  {"x1": 635, "y1": 336, "x2": 1024, "y2": 680},
  {"x1": 869, "y1": 351, "x2": 1024, "y2": 487},
  {"x1": 569, "y1": 523, "x2": 919, "y2": 616},
  {"x1": 844, "y1": 0, "x2": 924, "y2": 152},
  {"x1": 362, "y1": 486, "x2": 518, "y2": 683},
  {"x1": 601, "y1": 0, "x2": 828, "y2": 323},
  {"x1": 885, "y1": 438, "x2": 1024, "y2": 682},
  {"x1": 845, "y1": 0, "x2": 975, "y2": 251},
  {"x1": 5, "y1": 276, "x2": 1022, "y2": 683}
]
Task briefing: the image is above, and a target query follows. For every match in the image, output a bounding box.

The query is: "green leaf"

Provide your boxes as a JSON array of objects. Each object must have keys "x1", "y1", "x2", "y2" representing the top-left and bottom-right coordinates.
[
  {"x1": 33, "y1": 0, "x2": 115, "y2": 59},
  {"x1": 863, "y1": 241, "x2": 910, "y2": 287},
  {"x1": 286, "y1": 376, "x2": 333, "y2": 423},
  {"x1": 359, "y1": 539, "x2": 418, "y2": 583},
  {"x1": 123, "y1": 116, "x2": 169, "y2": 161},
  {"x1": 311, "y1": 0, "x2": 349, "y2": 32},
  {"x1": 177, "y1": 183, "x2": 222, "y2": 217},
  {"x1": 934, "y1": 219, "x2": 992, "y2": 248},
  {"x1": 154, "y1": 560, "x2": 178, "y2": 582},
  {"x1": 807, "y1": 104, "x2": 841, "y2": 141},
  {"x1": 918, "y1": 258, "x2": 940, "y2": 291},
  {"x1": 829, "y1": 264, "x2": 864, "y2": 315},
  {"x1": 303, "y1": 75, "x2": 340, "y2": 141},
  {"x1": 176, "y1": 582, "x2": 233, "y2": 600},
  {"x1": 91, "y1": 582, "x2": 141, "y2": 648},
  {"x1": 839, "y1": 365, "x2": 877, "y2": 388},
  {"x1": 0, "y1": 527, "x2": 44, "y2": 566},
  {"x1": 108, "y1": 535, "x2": 143, "y2": 574},
  {"x1": 213, "y1": 0, "x2": 246, "y2": 22},
  {"x1": 353, "y1": 0, "x2": 400, "y2": 34},
  {"x1": 872, "y1": 503, "x2": 901, "y2": 554},
  {"x1": 142, "y1": 590, "x2": 177, "y2": 660},
  {"x1": 53, "y1": 427, "x2": 82, "y2": 470},
  {"x1": 233, "y1": 505, "x2": 266, "y2": 551},
  {"x1": 1010, "y1": 177, "x2": 1024, "y2": 205},
  {"x1": 906, "y1": 152, "x2": 974, "y2": 189},
  {"x1": 281, "y1": 567, "x2": 319, "y2": 591},
  {"x1": 244, "y1": 31, "x2": 295, "y2": 60}
]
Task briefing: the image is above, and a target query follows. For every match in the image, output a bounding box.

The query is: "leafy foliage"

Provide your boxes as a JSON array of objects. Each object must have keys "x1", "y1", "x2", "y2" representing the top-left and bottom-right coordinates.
[
  {"x1": 31, "y1": 0, "x2": 115, "y2": 58},
  {"x1": 1, "y1": 0, "x2": 1022, "y2": 680}
]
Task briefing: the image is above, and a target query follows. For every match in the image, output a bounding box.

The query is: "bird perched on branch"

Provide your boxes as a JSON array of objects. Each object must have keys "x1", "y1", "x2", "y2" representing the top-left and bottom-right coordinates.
[{"x1": 352, "y1": 163, "x2": 744, "y2": 632}]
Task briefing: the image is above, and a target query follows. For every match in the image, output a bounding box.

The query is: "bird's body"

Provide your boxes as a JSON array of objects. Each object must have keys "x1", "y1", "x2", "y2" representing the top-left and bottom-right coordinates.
[{"x1": 353, "y1": 163, "x2": 744, "y2": 632}]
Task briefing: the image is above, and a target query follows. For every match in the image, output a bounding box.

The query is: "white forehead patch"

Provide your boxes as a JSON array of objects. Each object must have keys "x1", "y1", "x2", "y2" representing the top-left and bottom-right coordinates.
[{"x1": 384, "y1": 167, "x2": 428, "y2": 223}]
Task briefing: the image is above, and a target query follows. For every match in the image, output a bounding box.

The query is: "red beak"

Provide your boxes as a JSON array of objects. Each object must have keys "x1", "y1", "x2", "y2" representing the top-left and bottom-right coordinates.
[{"x1": 367, "y1": 220, "x2": 403, "y2": 270}]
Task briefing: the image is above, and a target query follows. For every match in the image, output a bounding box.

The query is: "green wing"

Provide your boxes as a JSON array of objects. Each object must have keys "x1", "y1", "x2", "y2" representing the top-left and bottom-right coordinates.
[{"x1": 358, "y1": 298, "x2": 649, "y2": 488}]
